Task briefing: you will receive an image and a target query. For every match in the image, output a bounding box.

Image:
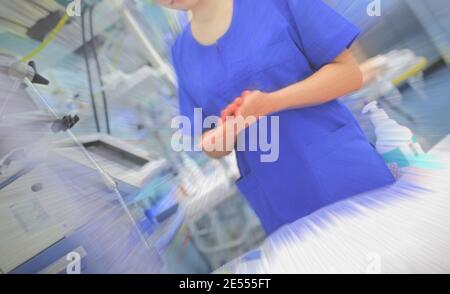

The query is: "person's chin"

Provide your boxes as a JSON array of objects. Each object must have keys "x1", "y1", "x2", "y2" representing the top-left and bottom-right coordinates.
[
  {"x1": 169, "y1": 0, "x2": 183, "y2": 7},
  {"x1": 171, "y1": 0, "x2": 196, "y2": 11}
]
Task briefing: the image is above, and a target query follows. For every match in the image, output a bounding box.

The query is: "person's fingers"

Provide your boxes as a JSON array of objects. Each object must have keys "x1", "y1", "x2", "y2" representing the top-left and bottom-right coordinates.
[
  {"x1": 235, "y1": 107, "x2": 242, "y2": 117},
  {"x1": 241, "y1": 90, "x2": 252, "y2": 97},
  {"x1": 221, "y1": 109, "x2": 228, "y2": 122},
  {"x1": 221, "y1": 91, "x2": 251, "y2": 122},
  {"x1": 221, "y1": 103, "x2": 238, "y2": 121},
  {"x1": 234, "y1": 97, "x2": 243, "y2": 107},
  {"x1": 228, "y1": 104, "x2": 238, "y2": 115}
]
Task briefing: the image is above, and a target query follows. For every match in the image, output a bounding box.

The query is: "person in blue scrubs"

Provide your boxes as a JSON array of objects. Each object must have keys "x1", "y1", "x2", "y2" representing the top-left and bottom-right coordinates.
[{"x1": 158, "y1": 0, "x2": 396, "y2": 234}]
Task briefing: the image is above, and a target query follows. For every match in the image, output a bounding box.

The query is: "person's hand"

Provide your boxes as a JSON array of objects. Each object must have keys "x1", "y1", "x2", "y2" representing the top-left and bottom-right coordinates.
[
  {"x1": 222, "y1": 90, "x2": 272, "y2": 119},
  {"x1": 221, "y1": 90, "x2": 251, "y2": 122},
  {"x1": 235, "y1": 90, "x2": 273, "y2": 124},
  {"x1": 200, "y1": 118, "x2": 239, "y2": 153},
  {"x1": 199, "y1": 90, "x2": 274, "y2": 156},
  {"x1": 200, "y1": 91, "x2": 251, "y2": 154}
]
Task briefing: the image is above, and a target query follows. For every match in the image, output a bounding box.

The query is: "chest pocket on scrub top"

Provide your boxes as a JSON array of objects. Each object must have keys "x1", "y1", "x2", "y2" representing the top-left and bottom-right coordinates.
[{"x1": 250, "y1": 37, "x2": 310, "y2": 92}]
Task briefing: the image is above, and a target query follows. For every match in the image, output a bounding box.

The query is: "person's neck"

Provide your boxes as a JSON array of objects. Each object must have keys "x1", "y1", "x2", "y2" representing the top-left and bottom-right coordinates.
[{"x1": 191, "y1": 0, "x2": 230, "y2": 25}]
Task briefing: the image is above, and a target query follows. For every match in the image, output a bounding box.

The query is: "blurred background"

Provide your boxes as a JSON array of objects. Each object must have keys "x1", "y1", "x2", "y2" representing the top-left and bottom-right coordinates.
[{"x1": 0, "y1": 0, "x2": 449, "y2": 274}]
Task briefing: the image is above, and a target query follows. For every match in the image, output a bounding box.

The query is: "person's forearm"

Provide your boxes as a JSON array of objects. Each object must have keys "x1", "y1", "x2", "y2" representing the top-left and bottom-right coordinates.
[
  {"x1": 199, "y1": 52, "x2": 363, "y2": 159},
  {"x1": 268, "y1": 53, "x2": 363, "y2": 113}
]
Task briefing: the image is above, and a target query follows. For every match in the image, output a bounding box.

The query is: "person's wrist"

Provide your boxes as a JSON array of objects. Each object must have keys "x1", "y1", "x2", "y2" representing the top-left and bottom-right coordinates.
[{"x1": 263, "y1": 91, "x2": 282, "y2": 115}]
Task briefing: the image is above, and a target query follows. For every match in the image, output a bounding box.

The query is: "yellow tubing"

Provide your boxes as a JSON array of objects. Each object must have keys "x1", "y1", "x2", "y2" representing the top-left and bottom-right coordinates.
[
  {"x1": 391, "y1": 57, "x2": 428, "y2": 86},
  {"x1": 20, "y1": 12, "x2": 70, "y2": 63}
]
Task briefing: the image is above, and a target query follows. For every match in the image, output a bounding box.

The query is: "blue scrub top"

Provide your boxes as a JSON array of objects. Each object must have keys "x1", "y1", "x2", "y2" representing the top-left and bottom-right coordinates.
[{"x1": 172, "y1": 0, "x2": 395, "y2": 234}]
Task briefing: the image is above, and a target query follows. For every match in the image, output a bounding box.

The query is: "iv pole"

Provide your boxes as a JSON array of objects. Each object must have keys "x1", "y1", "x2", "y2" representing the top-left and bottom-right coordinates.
[{"x1": 111, "y1": 0, "x2": 177, "y2": 94}]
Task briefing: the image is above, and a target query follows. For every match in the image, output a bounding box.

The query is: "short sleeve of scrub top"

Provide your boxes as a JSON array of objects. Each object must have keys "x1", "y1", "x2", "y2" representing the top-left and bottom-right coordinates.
[
  {"x1": 171, "y1": 0, "x2": 395, "y2": 234},
  {"x1": 274, "y1": 0, "x2": 361, "y2": 69}
]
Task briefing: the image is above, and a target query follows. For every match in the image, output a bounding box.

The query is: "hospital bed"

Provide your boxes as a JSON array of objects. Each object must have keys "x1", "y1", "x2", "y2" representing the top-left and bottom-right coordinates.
[{"x1": 214, "y1": 138, "x2": 450, "y2": 274}]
